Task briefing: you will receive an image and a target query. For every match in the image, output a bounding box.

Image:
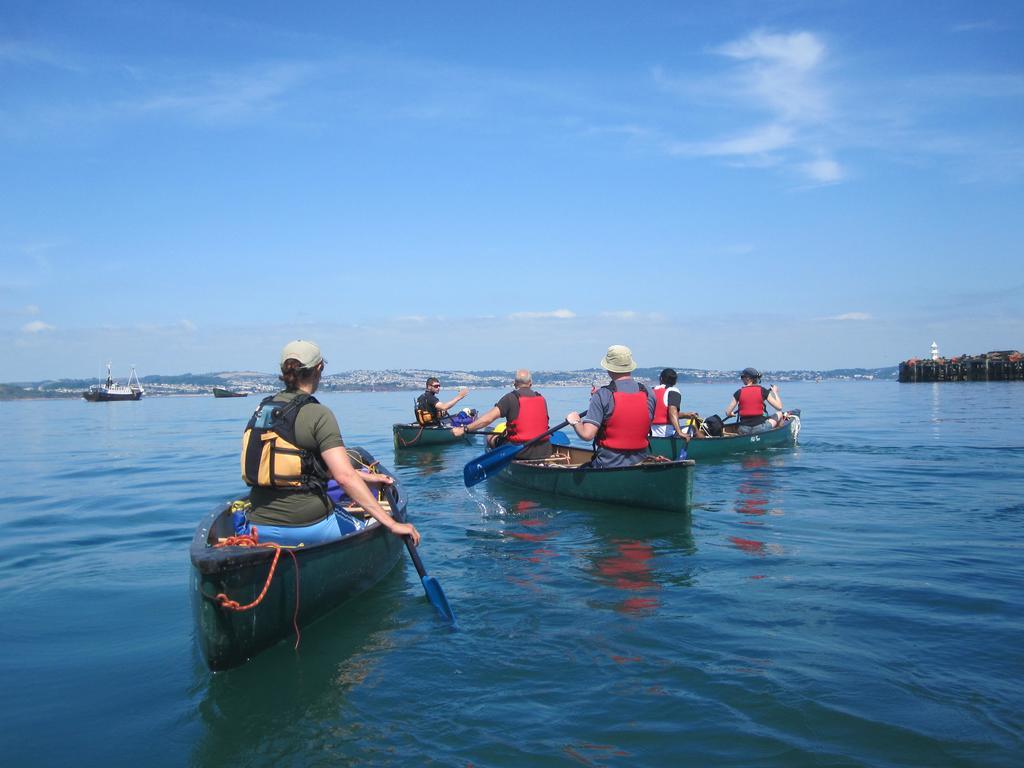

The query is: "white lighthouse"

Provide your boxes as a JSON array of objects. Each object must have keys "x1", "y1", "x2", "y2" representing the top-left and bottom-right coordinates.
[{"x1": 931, "y1": 341, "x2": 940, "y2": 361}]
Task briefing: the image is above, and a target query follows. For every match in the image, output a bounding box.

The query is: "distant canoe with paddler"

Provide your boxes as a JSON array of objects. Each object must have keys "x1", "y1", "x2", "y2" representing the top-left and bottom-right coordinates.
[
  {"x1": 648, "y1": 410, "x2": 801, "y2": 461},
  {"x1": 212, "y1": 387, "x2": 247, "y2": 398},
  {"x1": 496, "y1": 445, "x2": 695, "y2": 513},
  {"x1": 189, "y1": 447, "x2": 407, "y2": 671}
]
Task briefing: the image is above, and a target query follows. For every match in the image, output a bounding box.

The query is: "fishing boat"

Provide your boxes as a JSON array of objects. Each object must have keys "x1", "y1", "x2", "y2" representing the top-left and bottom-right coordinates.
[
  {"x1": 189, "y1": 447, "x2": 408, "y2": 671},
  {"x1": 648, "y1": 410, "x2": 801, "y2": 461},
  {"x1": 82, "y1": 363, "x2": 144, "y2": 402},
  {"x1": 496, "y1": 446, "x2": 694, "y2": 513},
  {"x1": 212, "y1": 387, "x2": 247, "y2": 398}
]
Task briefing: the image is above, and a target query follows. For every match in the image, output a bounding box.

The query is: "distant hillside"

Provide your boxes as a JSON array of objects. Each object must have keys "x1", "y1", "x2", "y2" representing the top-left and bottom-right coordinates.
[{"x1": 1, "y1": 364, "x2": 900, "y2": 400}]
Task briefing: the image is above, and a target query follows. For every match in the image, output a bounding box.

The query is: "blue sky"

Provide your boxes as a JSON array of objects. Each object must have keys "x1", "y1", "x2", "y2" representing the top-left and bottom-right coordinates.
[{"x1": 3, "y1": 1, "x2": 1022, "y2": 380}]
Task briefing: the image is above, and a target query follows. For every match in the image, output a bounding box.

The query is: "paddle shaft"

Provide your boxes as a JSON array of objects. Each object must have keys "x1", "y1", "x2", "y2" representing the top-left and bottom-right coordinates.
[
  {"x1": 462, "y1": 409, "x2": 588, "y2": 487},
  {"x1": 404, "y1": 536, "x2": 430, "y2": 579},
  {"x1": 535, "y1": 409, "x2": 588, "y2": 448}
]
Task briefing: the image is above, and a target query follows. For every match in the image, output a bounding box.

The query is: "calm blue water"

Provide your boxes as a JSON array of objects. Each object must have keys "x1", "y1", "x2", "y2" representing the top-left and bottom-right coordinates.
[{"x1": 1, "y1": 382, "x2": 1022, "y2": 767}]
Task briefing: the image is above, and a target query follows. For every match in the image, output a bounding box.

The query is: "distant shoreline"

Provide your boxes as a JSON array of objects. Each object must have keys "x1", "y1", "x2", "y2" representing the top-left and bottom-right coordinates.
[{"x1": 1, "y1": 374, "x2": 898, "y2": 401}]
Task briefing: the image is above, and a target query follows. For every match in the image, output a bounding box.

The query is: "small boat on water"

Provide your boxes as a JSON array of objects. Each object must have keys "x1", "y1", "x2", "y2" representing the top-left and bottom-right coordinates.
[
  {"x1": 648, "y1": 410, "x2": 801, "y2": 461},
  {"x1": 496, "y1": 445, "x2": 694, "y2": 513},
  {"x1": 82, "y1": 363, "x2": 144, "y2": 402},
  {"x1": 393, "y1": 422, "x2": 488, "y2": 449},
  {"x1": 189, "y1": 447, "x2": 408, "y2": 671},
  {"x1": 212, "y1": 387, "x2": 247, "y2": 398}
]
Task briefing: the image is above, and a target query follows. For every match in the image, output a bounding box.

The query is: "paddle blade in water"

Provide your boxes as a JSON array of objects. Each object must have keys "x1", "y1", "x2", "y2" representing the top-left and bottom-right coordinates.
[
  {"x1": 422, "y1": 575, "x2": 456, "y2": 624},
  {"x1": 463, "y1": 443, "x2": 523, "y2": 487}
]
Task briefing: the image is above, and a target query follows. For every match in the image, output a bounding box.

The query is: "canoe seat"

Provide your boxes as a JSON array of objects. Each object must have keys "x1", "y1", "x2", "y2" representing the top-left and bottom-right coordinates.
[{"x1": 342, "y1": 499, "x2": 390, "y2": 519}]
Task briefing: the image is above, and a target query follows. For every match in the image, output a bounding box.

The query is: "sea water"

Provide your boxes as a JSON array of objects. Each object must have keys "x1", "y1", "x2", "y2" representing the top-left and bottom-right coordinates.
[{"x1": 0, "y1": 382, "x2": 1021, "y2": 766}]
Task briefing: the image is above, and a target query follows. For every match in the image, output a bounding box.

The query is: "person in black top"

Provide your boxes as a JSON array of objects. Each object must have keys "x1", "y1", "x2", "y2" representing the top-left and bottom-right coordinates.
[
  {"x1": 452, "y1": 369, "x2": 553, "y2": 460},
  {"x1": 415, "y1": 376, "x2": 470, "y2": 426}
]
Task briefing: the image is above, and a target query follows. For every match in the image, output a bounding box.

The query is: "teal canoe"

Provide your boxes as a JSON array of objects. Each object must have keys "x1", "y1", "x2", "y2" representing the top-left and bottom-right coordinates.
[
  {"x1": 393, "y1": 422, "x2": 497, "y2": 449},
  {"x1": 189, "y1": 447, "x2": 407, "y2": 671},
  {"x1": 496, "y1": 445, "x2": 694, "y2": 513},
  {"x1": 392, "y1": 422, "x2": 468, "y2": 449},
  {"x1": 648, "y1": 411, "x2": 801, "y2": 461}
]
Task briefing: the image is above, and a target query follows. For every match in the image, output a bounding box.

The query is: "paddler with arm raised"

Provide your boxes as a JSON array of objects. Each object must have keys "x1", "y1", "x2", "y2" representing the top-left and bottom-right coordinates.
[{"x1": 415, "y1": 377, "x2": 470, "y2": 427}]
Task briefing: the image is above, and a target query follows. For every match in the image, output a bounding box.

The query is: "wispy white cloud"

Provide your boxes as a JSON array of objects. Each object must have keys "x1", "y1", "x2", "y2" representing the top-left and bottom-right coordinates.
[
  {"x1": 22, "y1": 320, "x2": 55, "y2": 333},
  {"x1": 670, "y1": 123, "x2": 794, "y2": 157},
  {"x1": 600, "y1": 310, "x2": 640, "y2": 321},
  {"x1": 951, "y1": 20, "x2": 998, "y2": 33},
  {"x1": 508, "y1": 309, "x2": 575, "y2": 320},
  {"x1": 826, "y1": 312, "x2": 872, "y2": 321},
  {"x1": 136, "y1": 63, "x2": 314, "y2": 123},
  {"x1": 0, "y1": 40, "x2": 81, "y2": 71},
  {"x1": 716, "y1": 30, "x2": 829, "y2": 123},
  {"x1": 800, "y1": 155, "x2": 845, "y2": 184},
  {"x1": 656, "y1": 29, "x2": 845, "y2": 184}
]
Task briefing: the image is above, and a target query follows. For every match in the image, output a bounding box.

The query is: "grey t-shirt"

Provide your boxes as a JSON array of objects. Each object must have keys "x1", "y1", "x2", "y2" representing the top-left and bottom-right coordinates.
[
  {"x1": 248, "y1": 390, "x2": 345, "y2": 526},
  {"x1": 583, "y1": 378, "x2": 656, "y2": 468}
]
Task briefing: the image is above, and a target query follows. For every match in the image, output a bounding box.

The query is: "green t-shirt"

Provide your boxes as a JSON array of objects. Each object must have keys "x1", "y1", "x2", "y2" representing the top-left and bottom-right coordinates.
[{"x1": 247, "y1": 390, "x2": 345, "y2": 527}]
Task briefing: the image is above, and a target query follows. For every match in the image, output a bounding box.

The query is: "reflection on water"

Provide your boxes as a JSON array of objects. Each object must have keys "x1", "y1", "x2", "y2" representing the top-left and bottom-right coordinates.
[
  {"x1": 391, "y1": 446, "x2": 449, "y2": 476},
  {"x1": 593, "y1": 539, "x2": 661, "y2": 614},
  {"x1": 729, "y1": 455, "x2": 785, "y2": 558},
  {"x1": 191, "y1": 574, "x2": 407, "y2": 766}
]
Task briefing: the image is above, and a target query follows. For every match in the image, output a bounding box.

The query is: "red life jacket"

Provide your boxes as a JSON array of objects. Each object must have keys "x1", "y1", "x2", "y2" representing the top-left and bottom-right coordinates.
[
  {"x1": 738, "y1": 385, "x2": 766, "y2": 418},
  {"x1": 650, "y1": 385, "x2": 682, "y2": 425},
  {"x1": 598, "y1": 382, "x2": 651, "y2": 451},
  {"x1": 507, "y1": 391, "x2": 550, "y2": 444}
]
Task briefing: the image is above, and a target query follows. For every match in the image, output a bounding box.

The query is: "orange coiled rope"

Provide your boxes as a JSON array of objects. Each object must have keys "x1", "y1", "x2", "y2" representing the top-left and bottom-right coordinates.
[
  {"x1": 210, "y1": 530, "x2": 303, "y2": 650},
  {"x1": 397, "y1": 425, "x2": 424, "y2": 447}
]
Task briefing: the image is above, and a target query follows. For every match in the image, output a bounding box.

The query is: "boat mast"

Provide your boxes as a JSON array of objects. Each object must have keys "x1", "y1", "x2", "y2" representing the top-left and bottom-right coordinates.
[{"x1": 128, "y1": 365, "x2": 144, "y2": 393}]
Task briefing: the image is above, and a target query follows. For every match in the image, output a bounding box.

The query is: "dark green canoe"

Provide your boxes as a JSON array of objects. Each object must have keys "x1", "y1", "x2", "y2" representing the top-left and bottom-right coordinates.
[
  {"x1": 392, "y1": 422, "x2": 468, "y2": 449},
  {"x1": 497, "y1": 446, "x2": 694, "y2": 513},
  {"x1": 392, "y1": 422, "x2": 497, "y2": 449},
  {"x1": 212, "y1": 387, "x2": 247, "y2": 398},
  {"x1": 190, "y1": 447, "x2": 407, "y2": 671},
  {"x1": 648, "y1": 412, "x2": 801, "y2": 461}
]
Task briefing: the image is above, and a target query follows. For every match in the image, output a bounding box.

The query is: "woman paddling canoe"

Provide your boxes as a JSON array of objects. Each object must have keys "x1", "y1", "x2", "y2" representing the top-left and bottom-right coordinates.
[{"x1": 240, "y1": 339, "x2": 420, "y2": 546}]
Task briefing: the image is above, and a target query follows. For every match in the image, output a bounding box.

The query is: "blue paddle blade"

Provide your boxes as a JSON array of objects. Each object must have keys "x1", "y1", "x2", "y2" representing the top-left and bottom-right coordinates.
[
  {"x1": 463, "y1": 443, "x2": 523, "y2": 487},
  {"x1": 422, "y1": 575, "x2": 456, "y2": 624},
  {"x1": 549, "y1": 430, "x2": 571, "y2": 446}
]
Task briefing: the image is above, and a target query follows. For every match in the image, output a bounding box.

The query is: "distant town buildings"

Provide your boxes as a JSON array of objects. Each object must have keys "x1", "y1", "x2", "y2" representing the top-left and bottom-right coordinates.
[{"x1": 2, "y1": 364, "x2": 901, "y2": 399}]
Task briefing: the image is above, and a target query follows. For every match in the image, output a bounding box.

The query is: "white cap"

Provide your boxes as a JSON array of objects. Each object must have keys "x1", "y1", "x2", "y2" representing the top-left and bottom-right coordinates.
[{"x1": 280, "y1": 340, "x2": 323, "y2": 369}]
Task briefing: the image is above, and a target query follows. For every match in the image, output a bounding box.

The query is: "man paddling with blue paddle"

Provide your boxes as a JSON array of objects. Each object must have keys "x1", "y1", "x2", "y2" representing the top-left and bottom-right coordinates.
[{"x1": 452, "y1": 369, "x2": 553, "y2": 461}]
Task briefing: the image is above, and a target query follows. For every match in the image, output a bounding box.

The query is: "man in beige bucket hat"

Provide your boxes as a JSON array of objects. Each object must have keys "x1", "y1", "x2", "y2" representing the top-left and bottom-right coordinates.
[{"x1": 566, "y1": 345, "x2": 655, "y2": 468}]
